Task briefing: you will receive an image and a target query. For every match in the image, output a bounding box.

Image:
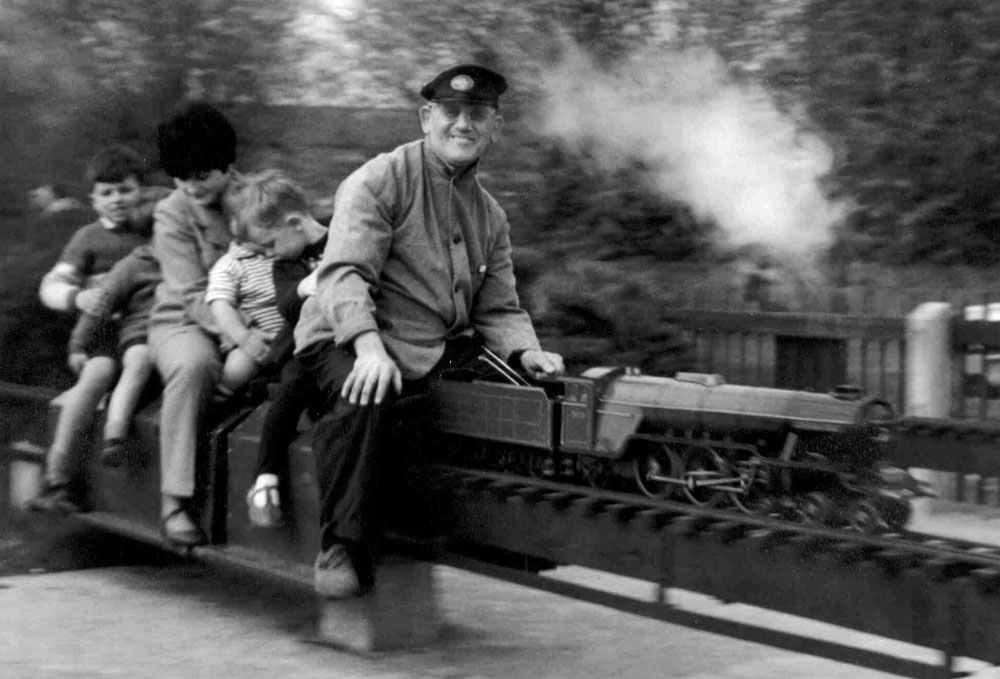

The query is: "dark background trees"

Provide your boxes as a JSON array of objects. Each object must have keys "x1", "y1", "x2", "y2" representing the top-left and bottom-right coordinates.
[{"x1": 3, "y1": 0, "x2": 1000, "y2": 385}]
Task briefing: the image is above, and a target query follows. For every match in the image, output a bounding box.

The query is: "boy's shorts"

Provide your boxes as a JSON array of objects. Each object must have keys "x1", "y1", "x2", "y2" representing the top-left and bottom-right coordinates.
[
  {"x1": 116, "y1": 335, "x2": 148, "y2": 359},
  {"x1": 83, "y1": 320, "x2": 121, "y2": 359}
]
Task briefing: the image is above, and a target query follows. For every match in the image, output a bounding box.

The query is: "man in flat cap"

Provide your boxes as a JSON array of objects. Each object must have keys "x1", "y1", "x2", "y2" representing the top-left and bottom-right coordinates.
[{"x1": 295, "y1": 64, "x2": 564, "y2": 597}]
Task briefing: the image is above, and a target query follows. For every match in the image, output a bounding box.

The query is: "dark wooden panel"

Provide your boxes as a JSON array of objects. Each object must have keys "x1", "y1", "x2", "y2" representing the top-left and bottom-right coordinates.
[{"x1": 665, "y1": 309, "x2": 905, "y2": 341}]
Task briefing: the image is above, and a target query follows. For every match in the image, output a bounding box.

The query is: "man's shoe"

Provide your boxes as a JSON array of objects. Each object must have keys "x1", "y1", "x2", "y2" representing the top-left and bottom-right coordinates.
[
  {"x1": 24, "y1": 485, "x2": 82, "y2": 515},
  {"x1": 314, "y1": 543, "x2": 361, "y2": 598},
  {"x1": 160, "y1": 508, "x2": 207, "y2": 548}
]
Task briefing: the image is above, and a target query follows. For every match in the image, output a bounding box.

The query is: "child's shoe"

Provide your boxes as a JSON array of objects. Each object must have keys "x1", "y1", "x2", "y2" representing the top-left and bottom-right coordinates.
[
  {"x1": 24, "y1": 484, "x2": 82, "y2": 515},
  {"x1": 99, "y1": 438, "x2": 127, "y2": 468},
  {"x1": 246, "y1": 474, "x2": 283, "y2": 528}
]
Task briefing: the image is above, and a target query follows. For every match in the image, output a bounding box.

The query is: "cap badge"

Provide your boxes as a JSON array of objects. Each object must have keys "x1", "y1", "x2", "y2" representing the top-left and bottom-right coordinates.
[{"x1": 451, "y1": 75, "x2": 474, "y2": 92}]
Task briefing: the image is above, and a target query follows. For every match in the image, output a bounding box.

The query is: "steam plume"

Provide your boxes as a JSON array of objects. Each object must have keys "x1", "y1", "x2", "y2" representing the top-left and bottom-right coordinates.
[{"x1": 537, "y1": 43, "x2": 848, "y2": 267}]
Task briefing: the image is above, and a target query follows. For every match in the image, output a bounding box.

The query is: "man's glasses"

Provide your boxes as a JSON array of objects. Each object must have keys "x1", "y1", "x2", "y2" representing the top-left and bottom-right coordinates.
[{"x1": 432, "y1": 102, "x2": 497, "y2": 123}]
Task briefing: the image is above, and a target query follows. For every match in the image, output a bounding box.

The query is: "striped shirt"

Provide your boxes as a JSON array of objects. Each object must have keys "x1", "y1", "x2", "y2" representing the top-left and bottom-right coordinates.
[{"x1": 205, "y1": 242, "x2": 285, "y2": 338}]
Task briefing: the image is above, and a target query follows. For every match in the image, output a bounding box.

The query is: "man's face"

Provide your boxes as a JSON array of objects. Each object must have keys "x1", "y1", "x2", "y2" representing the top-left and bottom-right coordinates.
[
  {"x1": 419, "y1": 101, "x2": 503, "y2": 169},
  {"x1": 90, "y1": 176, "x2": 141, "y2": 225},
  {"x1": 174, "y1": 168, "x2": 231, "y2": 207}
]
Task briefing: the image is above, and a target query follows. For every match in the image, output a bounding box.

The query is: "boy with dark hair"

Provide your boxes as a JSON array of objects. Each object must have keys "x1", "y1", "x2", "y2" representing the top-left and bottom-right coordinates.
[
  {"x1": 148, "y1": 101, "x2": 239, "y2": 546},
  {"x1": 39, "y1": 145, "x2": 151, "y2": 312},
  {"x1": 29, "y1": 145, "x2": 159, "y2": 512}
]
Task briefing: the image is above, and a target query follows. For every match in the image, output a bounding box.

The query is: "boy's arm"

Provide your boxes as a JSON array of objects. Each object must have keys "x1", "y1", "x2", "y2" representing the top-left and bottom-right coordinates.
[
  {"x1": 153, "y1": 201, "x2": 221, "y2": 333},
  {"x1": 66, "y1": 248, "x2": 149, "y2": 358},
  {"x1": 84, "y1": 245, "x2": 163, "y2": 318},
  {"x1": 206, "y1": 259, "x2": 271, "y2": 364},
  {"x1": 39, "y1": 225, "x2": 94, "y2": 312},
  {"x1": 210, "y1": 299, "x2": 252, "y2": 347},
  {"x1": 39, "y1": 262, "x2": 85, "y2": 312},
  {"x1": 209, "y1": 300, "x2": 271, "y2": 365}
]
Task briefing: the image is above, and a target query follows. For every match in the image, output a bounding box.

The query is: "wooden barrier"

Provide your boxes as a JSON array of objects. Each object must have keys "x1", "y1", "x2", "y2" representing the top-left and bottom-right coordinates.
[
  {"x1": 663, "y1": 303, "x2": 1000, "y2": 506},
  {"x1": 662, "y1": 308, "x2": 906, "y2": 409}
]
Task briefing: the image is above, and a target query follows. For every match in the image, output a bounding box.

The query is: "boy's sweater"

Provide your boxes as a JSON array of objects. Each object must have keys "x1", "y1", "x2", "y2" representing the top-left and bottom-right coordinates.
[{"x1": 69, "y1": 245, "x2": 162, "y2": 354}]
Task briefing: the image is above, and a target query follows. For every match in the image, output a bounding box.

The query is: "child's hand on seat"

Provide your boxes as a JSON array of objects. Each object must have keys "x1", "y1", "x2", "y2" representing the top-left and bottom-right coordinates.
[{"x1": 67, "y1": 351, "x2": 89, "y2": 375}]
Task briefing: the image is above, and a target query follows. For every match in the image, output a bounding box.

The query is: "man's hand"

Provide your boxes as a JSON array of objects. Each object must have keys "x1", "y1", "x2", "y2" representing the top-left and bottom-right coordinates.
[
  {"x1": 67, "y1": 351, "x2": 89, "y2": 375},
  {"x1": 342, "y1": 332, "x2": 403, "y2": 406},
  {"x1": 520, "y1": 349, "x2": 565, "y2": 379},
  {"x1": 75, "y1": 288, "x2": 111, "y2": 317}
]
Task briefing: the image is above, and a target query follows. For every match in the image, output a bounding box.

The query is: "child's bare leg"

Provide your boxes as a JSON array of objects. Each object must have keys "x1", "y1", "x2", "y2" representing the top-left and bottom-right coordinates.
[
  {"x1": 45, "y1": 356, "x2": 118, "y2": 487},
  {"x1": 217, "y1": 348, "x2": 259, "y2": 398},
  {"x1": 103, "y1": 344, "x2": 154, "y2": 441}
]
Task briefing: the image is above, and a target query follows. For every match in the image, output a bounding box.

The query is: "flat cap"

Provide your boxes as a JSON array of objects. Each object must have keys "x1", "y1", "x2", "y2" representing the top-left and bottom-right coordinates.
[{"x1": 419, "y1": 64, "x2": 508, "y2": 107}]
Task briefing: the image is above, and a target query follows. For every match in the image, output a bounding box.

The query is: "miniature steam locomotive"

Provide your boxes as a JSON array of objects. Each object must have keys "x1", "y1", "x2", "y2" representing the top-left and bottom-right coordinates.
[{"x1": 424, "y1": 362, "x2": 920, "y2": 533}]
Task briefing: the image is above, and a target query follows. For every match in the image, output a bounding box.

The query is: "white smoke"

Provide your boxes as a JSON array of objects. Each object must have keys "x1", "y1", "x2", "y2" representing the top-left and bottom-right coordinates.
[{"x1": 537, "y1": 43, "x2": 849, "y2": 267}]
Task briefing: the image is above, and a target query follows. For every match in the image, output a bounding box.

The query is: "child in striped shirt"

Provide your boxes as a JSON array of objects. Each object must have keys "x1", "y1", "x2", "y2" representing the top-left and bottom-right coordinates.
[{"x1": 206, "y1": 170, "x2": 324, "y2": 398}]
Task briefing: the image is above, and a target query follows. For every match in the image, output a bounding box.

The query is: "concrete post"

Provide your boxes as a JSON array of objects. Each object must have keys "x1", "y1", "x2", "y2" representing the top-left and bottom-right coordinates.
[
  {"x1": 905, "y1": 302, "x2": 955, "y2": 510},
  {"x1": 906, "y1": 302, "x2": 954, "y2": 418},
  {"x1": 7, "y1": 441, "x2": 45, "y2": 509},
  {"x1": 316, "y1": 555, "x2": 442, "y2": 653}
]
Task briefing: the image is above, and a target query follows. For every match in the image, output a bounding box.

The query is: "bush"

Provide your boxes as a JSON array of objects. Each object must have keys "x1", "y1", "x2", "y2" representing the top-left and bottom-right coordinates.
[
  {"x1": 526, "y1": 146, "x2": 712, "y2": 262},
  {"x1": 529, "y1": 258, "x2": 697, "y2": 376}
]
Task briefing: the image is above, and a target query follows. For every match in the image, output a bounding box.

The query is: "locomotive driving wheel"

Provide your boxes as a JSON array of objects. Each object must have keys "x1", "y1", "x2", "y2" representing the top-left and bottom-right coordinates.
[
  {"x1": 846, "y1": 499, "x2": 885, "y2": 534},
  {"x1": 579, "y1": 457, "x2": 614, "y2": 489},
  {"x1": 728, "y1": 458, "x2": 770, "y2": 515},
  {"x1": 797, "y1": 492, "x2": 835, "y2": 526},
  {"x1": 633, "y1": 442, "x2": 684, "y2": 499},
  {"x1": 681, "y1": 445, "x2": 737, "y2": 507}
]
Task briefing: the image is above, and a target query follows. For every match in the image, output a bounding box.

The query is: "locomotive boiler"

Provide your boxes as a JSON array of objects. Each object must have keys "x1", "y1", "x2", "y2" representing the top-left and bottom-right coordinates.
[{"x1": 425, "y1": 363, "x2": 918, "y2": 533}]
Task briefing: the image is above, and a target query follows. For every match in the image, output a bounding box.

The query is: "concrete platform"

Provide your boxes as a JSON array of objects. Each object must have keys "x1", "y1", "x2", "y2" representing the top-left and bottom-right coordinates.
[{"x1": 4, "y1": 557, "x2": 996, "y2": 679}]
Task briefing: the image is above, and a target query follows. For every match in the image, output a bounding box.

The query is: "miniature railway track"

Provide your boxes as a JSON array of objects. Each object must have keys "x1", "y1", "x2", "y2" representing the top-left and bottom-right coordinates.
[
  {"x1": 422, "y1": 464, "x2": 1000, "y2": 571},
  {"x1": 408, "y1": 464, "x2": 1000, "y2": 677}
]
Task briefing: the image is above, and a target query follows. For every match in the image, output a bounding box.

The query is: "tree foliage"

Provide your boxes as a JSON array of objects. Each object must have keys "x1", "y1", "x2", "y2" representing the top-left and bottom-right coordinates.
[
  {"x1": 0, "y1": 0, "x2": 302, "y2": 211},
  {"x1": 801, "y1": 0, "x2": 1000, "y2": 264}
]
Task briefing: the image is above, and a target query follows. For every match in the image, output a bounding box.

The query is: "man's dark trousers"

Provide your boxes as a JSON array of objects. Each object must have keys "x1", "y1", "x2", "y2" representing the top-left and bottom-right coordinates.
[{"x1": 298, "y1": 337, "x2": 484, "y2": 557}]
